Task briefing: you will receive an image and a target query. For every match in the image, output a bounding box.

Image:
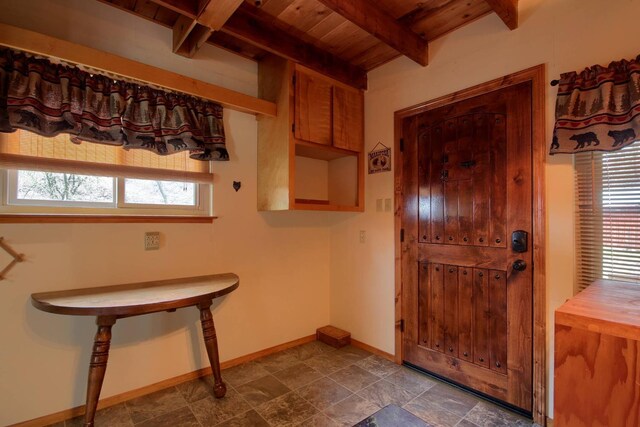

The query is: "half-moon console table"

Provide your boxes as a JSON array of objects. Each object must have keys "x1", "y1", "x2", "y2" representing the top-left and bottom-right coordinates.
[{"x1": 31, "y1": 273, "x2": 239, "y2": 427}]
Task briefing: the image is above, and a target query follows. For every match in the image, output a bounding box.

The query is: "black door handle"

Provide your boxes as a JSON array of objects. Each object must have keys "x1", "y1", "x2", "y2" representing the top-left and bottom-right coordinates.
[{"x1": 513, "y1": 260, "x2": 527, "y2": 272}]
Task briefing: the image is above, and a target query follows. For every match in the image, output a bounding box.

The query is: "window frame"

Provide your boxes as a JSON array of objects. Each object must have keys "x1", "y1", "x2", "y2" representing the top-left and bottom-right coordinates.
[{"x1": 0, "y1": 169, "x2": 211, "y2": 217}]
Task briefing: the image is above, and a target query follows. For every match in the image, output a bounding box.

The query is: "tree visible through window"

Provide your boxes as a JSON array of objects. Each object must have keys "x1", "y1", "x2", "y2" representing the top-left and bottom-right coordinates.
[{"x1": 17, "y1": 171, "x2": 114, "y2": 203}]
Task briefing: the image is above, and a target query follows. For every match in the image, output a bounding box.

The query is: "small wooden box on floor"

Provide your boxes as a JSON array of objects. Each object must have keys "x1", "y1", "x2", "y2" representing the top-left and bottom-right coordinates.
[
  {"x1": 554, "y1": 279, "x2": 640, "y2": 427},
  {"x1": 316, "y1": 325, "x2": 351, "y2": 348}
]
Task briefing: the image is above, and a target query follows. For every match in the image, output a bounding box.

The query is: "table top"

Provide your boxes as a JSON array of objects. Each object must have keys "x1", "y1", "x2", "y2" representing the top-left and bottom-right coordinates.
[
  {"x1": 555, "y1": 279, "x2": 640, "y2": 341},
  {"x1": 31, "y1": 273, "x2": 239, "y2": 317}
]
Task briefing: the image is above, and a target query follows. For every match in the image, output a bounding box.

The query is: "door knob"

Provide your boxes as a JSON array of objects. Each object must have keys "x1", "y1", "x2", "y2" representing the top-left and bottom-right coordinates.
[{"x1": 513, "y1": 259, "x2": 527, "y2": 272}]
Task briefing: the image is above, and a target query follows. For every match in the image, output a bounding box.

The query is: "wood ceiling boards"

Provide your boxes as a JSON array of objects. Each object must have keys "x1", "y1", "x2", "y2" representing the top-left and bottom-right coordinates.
[{"x1": 97, "y1": 0, "x2": 518, "y2": 89}]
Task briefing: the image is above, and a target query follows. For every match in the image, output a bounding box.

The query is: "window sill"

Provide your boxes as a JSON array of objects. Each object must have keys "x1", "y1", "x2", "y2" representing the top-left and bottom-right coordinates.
[{"x1": 0, "y1": 214, "x2": 216, "y2": 224}]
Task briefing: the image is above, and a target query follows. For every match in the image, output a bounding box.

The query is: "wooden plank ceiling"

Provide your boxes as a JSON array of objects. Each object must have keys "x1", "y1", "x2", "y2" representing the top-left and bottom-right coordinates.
[{"x1": 98, "y1": 0, "x2": 518, "y2": 89}]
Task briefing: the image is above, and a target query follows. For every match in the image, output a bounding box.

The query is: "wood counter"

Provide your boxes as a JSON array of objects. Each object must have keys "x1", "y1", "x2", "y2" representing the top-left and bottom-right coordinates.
[{"x1": 554, "y1": 279, "x2": 640, "y2": 427}]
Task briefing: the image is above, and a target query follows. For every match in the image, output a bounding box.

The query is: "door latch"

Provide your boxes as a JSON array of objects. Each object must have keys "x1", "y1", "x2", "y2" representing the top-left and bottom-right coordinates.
[{"x1": 511, "y1": 230, "x2": 528, "y2": 253}]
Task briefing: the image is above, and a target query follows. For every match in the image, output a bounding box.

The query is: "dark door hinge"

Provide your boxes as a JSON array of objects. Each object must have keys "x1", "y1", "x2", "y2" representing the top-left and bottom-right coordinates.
[
  {"x1": 399, "y1": 319, "x2": 405, "y2": 332},
  {"x1": 400, "y1": 138, "x2": 404, "y2": 152},
  {"x1": 292, "y1": 123, "x2": 295, "y2": 133},
  {"x1": 400, "y1": 228, "x2": 405, "y2": 242}
]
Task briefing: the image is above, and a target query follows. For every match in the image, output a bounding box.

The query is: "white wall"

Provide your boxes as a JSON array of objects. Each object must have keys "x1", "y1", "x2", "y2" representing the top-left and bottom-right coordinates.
[
  {"x1": 328, "y1": 0, "x2": 640, "y2": 418},
  {"x1": 0, "y1": 1, "x2": 331, "y2": 425}
]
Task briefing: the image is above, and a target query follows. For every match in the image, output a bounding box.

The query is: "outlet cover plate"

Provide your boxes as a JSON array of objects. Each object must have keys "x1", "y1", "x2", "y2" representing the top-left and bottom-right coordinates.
[{"x1": 145, "y1": 232, "x2": 160, "y2": 250}]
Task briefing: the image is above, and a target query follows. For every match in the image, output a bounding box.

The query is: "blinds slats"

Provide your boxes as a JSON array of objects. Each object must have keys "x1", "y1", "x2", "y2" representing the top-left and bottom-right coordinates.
[{"x1": 575, "y1": 144, "x2": 640, "y2": 292}]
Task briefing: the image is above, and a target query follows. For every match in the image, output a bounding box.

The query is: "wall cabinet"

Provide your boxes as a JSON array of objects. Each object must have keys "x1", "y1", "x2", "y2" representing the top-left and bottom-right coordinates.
[{"x1": 257, "y1": 56, "x2": 364, "y2": 212}]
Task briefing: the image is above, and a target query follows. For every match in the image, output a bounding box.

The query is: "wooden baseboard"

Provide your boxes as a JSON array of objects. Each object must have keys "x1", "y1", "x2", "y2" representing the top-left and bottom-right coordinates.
[
  {"x1": 351, "y1": 338, "x2": 396, "y2": 362},
  {"x1": 11, "y1": 334, "x2": 316, "y2": 427}
]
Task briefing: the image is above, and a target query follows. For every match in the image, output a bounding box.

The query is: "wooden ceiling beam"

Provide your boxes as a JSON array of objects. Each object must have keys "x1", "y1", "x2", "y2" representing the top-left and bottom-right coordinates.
[
  {"x1": 150, "y1": 0, "x2": 198, "y2": 18},
  {"x1": 173, "y1": 14, "x2": 198, "y2": 52},
  {"x1": 197, "y1": 0, "x2": 244, "y2": 31},
  {"x1": 159, "y1": 0, "x2": 244, "y2": 57},
  {"x1": 221, "y1": 4, "x2": 368, "y2": 89},
  {"x1": 485, "y1": 0, "x2": 518, "y2": 29},
  {"x1": 316, "y1": 0, "x2": 428, "y2": 67}
]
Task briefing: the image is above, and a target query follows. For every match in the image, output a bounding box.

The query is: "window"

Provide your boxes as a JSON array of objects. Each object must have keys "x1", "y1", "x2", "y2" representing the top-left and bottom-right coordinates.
[
  {"x1": 575, "y1": 143, "x2": 640, "y2": 291},
  {"x1": 0, "y1": 131, "x2": 211, "y2": 217}
]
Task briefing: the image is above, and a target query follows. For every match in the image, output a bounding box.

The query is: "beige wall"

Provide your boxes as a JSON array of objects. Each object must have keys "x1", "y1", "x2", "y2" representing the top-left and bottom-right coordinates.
[
  {"x1": 3, "y1": 0, "x2": 640, "y2": 423},
  {"x1": 328, "y1": 0, "x2": 640, "y2": 418},
  {"x1": 0, "y1": 1, "x2": 331, "y2": 425}
]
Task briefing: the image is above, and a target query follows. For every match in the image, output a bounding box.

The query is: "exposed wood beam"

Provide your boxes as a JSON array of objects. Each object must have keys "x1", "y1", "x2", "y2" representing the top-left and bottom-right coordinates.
[
  {"x1": 197, "y1": 0, "x2": 244, "y2": 31},
  {"x1": 0, "y1": 23, "x2": 276, "y2": 117},
  {"x1": 170, "y1": 0, "x2": 243, "y2": 58},
  {"x1": 485, "y1": 0, "x2": 518, "y2": 29},
  {"x1": 316, "y1": 0, "x2": 429, "y2": 67},
  {"x1": 173, "y1": 14, "x2": 198, "y2": 52},
  {"x1": 175, "y1": 23, "x2": 214, "y2": 57},
  {"x1": 222, "y1": 4, "x2": 368, "y2": 89},
  {"x1": 150, "y1": 0, "x2": 198, "y2": 18}
]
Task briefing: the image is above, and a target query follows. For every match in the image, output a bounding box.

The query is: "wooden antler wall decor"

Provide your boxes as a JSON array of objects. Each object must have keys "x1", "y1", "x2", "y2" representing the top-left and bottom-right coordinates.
[{"x1": 0, "y1": 237, "x2": 24, "y2": 280}]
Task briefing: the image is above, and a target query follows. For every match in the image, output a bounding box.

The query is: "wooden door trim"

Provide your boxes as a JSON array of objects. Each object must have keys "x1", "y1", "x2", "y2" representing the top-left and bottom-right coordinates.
[{"x1": 393, "y1": 64, "x2": 547, "y2": 425}]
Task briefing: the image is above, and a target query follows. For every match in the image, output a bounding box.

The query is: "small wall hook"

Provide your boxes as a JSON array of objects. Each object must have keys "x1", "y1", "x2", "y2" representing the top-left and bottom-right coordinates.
[{"x1": 233, "y1": 181, "x2": 241, "y2": 192}]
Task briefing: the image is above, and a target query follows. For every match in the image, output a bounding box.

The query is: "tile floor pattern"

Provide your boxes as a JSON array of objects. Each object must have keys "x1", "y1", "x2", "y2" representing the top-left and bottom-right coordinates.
[{"x1": 52, "y1": 341, "x2": 536, "y2": 427}]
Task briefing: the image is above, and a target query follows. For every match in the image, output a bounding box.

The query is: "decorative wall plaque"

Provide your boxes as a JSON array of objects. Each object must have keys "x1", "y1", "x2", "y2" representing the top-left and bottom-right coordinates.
[{"x1": 368, "y1": 142, "x2": 391, "y2": 174}]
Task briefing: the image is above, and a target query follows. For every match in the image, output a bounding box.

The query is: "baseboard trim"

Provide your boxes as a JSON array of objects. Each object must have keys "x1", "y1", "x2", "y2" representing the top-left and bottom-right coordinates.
[
  {"x1": 11, "y1": 334, "x2": 316, "y2": 427},
  {"x1": 351, "y1": 338, "x2": 395, "y2": 362}
]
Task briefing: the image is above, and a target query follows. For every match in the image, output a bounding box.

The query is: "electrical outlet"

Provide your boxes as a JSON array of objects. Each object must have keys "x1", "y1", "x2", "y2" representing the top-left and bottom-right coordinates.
[
  {"x1": 384, "y1": 198, "x2": 392, "y2": 212},
  {"x1": 376, "y1": 199, "x2": 383, "y2": 212},
  {"x1": 359, "y1": 230, "x2": 366, "y2": 244},
  {"x1": 144, "y1": 232, "x2": 160, "y2": 250}
]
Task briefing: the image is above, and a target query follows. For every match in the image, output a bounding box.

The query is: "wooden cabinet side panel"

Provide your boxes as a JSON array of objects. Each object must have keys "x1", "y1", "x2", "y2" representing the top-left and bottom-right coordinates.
[
  {"x1": 258, "y1": 56, "x2": 292, "y2": 211},
  {"x1": 333, "y1": 86, "x2": 364, "y2": 152},
  {"x1": 554, "y1": 324, "x2": 640, "y2": 427}
]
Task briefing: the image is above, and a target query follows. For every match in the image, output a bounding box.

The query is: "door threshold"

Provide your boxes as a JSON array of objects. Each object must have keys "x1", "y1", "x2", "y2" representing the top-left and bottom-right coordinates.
[{"x1": 402, "y1": 361, "x2": 533, "y2": 420}]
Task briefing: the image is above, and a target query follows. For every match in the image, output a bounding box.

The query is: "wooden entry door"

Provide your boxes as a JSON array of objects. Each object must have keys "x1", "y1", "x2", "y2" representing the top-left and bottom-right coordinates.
[{"x1": 401, "y1": 82, "x2": 533, "y2": 412}]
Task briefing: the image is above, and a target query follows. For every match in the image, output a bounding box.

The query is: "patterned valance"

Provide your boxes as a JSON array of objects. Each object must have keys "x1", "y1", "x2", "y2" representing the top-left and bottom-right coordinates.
[
  {"x1": 550, "y1": 55, "x2": 640, "y2": 155},
  {"x1": 0, "y1": 48, "x2": 228, "y2": 161}
]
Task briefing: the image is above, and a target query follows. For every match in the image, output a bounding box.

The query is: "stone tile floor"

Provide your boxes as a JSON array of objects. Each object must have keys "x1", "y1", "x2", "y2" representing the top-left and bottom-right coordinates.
[{"x1": 53, "y1": 341, "x2": 535, "y2": 427}]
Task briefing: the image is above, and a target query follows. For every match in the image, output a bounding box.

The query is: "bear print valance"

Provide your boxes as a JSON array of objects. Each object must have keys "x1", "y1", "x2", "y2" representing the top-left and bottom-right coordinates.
[
  {"x1": 550, "y1": 54, "x2": 640, "y2": 155},
  {"x1": 0, "y1": 47, "x2": 228, "y2": 161}
]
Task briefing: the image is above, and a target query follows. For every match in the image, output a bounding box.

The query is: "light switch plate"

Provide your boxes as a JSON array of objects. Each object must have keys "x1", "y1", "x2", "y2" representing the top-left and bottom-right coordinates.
[{"x1": 145, "y1": 232, "x2": 160, "y2": 250}]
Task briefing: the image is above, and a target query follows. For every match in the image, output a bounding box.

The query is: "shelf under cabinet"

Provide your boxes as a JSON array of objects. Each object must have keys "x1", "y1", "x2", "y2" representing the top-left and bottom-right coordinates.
[{"x1": 294, "y1": 140, "x2": 358, "y2": 161}]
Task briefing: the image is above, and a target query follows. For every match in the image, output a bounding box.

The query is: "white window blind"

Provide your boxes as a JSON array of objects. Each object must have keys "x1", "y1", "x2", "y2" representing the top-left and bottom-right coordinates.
[{"x1": 575, "y1": 142, "x2": 640, "y2": 292}]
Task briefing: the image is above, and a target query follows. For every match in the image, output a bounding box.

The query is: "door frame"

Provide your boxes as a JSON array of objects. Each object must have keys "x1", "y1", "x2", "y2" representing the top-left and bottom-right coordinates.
[{"x1": 393, "y1": 64, "x2": 546, "y2": 424}]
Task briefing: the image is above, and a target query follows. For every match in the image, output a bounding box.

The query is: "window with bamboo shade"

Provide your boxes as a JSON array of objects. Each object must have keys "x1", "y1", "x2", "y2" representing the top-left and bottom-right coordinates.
[
  {"x1": 0, "y1": 130, "x2": 212, "y2": 217},
  {"x1": 575, "y1": 142, "x2": 640, "y2": 292}
]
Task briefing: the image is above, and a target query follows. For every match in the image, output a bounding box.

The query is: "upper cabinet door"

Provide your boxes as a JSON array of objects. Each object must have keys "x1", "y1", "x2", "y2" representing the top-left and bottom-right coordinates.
[
  {"x1": 333, "y1": 85, "x2": 364, "y2": 152},
  {"x1": 294, "y1": 69, "x2": 333, "y2": 146}
]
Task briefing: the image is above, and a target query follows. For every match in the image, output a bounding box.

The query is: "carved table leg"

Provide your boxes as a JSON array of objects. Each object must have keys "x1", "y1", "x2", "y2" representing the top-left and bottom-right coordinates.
[
  {"x1": 84, "y1": 316, "x2": 117, "y2": 427},
  {"x1": 198, "y1": 301, "x2": 226, "y2": 398}
]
